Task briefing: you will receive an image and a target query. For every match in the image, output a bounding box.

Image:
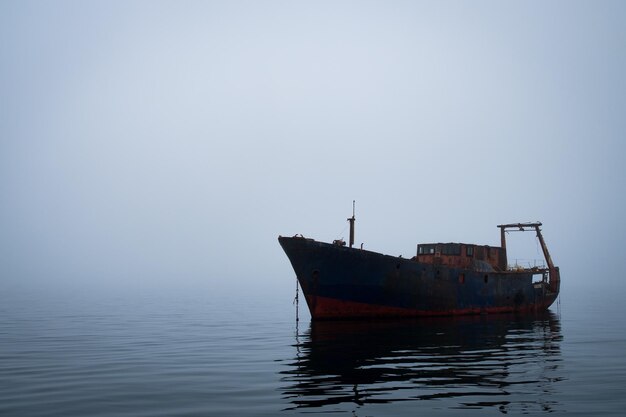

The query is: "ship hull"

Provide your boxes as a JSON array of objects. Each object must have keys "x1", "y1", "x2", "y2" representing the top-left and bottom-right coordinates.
[{"x1": 279, "y1": 236, "x2": 558, "y2": 320}]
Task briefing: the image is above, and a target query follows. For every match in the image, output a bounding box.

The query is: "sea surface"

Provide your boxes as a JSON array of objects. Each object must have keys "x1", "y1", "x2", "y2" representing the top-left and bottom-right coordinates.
[{"x1": 1, "y1": 282, "x2": 625, "y2": 416}]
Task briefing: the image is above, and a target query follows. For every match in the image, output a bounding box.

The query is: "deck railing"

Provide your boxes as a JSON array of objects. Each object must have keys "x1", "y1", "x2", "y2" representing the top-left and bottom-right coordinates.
[{"x1": 508, "y1": 259, "x2": 546, "y2": 271}]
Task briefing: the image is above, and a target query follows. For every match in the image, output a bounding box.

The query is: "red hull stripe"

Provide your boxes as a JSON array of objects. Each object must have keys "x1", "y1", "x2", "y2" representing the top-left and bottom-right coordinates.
[{"x1": 306, "y1": 295, "x2": 551, "y2": 319}]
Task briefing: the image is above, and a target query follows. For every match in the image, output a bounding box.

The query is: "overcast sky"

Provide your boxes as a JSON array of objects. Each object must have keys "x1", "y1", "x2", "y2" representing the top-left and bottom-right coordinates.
[{"x1": 2, "y1": 1, "x2": 625, "y2": 296}]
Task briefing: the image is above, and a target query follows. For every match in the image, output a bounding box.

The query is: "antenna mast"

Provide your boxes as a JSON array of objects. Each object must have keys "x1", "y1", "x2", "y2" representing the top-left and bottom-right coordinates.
[{"x1": 347, "y1": 200, "x2": 355, "y2": 248}]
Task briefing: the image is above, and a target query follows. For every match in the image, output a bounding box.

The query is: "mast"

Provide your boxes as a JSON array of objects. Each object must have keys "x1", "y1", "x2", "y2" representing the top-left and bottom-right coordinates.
[{"x1": 347, "y1": 200, "x2": 355, "y2": 248}]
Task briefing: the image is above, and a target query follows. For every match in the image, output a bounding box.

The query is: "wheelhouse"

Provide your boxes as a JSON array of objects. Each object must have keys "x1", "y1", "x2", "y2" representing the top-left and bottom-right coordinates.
[{"x1": 414, "y1": 242, "x2": 507, "y2": 271}]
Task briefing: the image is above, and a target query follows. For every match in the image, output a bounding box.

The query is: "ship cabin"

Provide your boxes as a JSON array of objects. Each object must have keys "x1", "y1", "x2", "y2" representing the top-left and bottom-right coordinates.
[{"x1": 413, "y1": 242, "x2": 507, "y2": 272}]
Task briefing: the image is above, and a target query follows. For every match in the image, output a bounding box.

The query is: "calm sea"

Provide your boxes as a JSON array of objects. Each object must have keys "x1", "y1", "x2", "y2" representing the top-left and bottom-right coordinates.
[{"x1": 1, "y1": 282, "x2": 625, "y2": 416}]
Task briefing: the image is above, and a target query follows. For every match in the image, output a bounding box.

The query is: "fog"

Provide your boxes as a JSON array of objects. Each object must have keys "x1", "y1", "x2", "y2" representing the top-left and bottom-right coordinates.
[{"x1": 2, "y1": 1, "x2": 625, "y2": 297}]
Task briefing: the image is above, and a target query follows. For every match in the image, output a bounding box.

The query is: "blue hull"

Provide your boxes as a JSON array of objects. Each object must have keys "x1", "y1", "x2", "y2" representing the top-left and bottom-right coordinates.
[{"x1": 279, "y1": 236, "x2": 558, "y2": 320}]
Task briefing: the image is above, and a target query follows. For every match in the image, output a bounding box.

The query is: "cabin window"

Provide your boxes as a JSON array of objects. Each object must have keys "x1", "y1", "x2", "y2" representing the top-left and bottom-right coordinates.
[
  {"x1": 418, "y1": 244, "x2": 436, "y2": 255},
  {"x1": 466, "y1": 246, "x2": 474, "y2": 257},
  {"x1": 484, "y1": 274, "x2": 489, "y2": 284},
  {"x1": 441, "y1": 244, "x2": 461, "y2": 256}
]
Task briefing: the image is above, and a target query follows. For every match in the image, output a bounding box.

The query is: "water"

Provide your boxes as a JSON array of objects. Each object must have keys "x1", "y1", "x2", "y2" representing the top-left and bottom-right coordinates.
[{"x1": 1, "y1": 283, "x2": 625, "y2": 416}]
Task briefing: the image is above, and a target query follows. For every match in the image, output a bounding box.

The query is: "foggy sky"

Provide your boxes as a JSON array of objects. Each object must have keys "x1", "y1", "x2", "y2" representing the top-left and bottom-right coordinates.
[{"x1": 2, "y1": 1, "x2": 625, "y2": 295}]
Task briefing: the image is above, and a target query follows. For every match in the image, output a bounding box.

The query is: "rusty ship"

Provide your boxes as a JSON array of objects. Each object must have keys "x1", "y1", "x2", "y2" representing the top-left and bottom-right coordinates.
[{"x1": 278, "y1": 205, "x2": 560, "y2": 320}]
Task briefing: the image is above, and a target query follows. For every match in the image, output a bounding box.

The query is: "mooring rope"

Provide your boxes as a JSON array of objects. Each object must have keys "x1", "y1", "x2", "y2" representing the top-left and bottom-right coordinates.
[{"x1": 293, "y1": 278, "x2": 299, "y2": 322}]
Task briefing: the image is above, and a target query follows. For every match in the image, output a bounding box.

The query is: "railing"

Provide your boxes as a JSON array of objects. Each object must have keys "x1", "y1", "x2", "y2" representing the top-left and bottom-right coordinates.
[{"x1": 508, "y1": 259, "x2": 546, "y2": 271}]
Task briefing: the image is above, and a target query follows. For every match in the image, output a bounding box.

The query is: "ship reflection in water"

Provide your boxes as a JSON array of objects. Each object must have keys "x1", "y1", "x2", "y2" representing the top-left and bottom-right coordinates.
[{"x1": 280, "y1": 312, "x2": 563, "y2": 414}]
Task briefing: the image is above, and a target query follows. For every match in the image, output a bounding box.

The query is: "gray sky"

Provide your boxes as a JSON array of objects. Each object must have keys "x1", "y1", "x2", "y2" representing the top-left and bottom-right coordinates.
[{"x1": 2, "y1": 1, "x2": 625, "y2": 295}]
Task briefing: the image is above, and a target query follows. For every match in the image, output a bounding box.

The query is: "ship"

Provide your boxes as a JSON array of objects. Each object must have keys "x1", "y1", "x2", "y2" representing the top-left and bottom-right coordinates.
[{"x1": 278, "y1": 204, "x2": 560, "y2": 320}]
